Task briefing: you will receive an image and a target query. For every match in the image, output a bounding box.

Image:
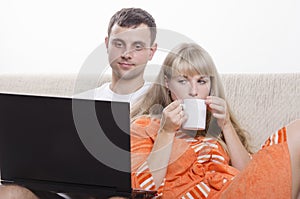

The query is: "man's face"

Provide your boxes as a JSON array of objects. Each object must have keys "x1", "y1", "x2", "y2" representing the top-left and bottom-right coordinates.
[{"x1": 105, "y1": 24, "x2": 157, "y2": 80}]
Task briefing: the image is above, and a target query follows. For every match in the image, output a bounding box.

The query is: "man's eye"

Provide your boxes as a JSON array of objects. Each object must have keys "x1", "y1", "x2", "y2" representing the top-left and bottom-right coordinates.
[
  {"x1": 134, "y1": 44, "x2": 144, "y2": 51},
  {"x1": 114, "y1": 41, "x2": 123, "y2": 48}
]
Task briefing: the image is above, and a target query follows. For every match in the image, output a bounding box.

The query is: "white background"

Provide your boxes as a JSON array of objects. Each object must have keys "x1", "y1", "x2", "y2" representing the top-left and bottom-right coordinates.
[{"x1": 0, "y1": 0, "x2": 299, "y2": 74}]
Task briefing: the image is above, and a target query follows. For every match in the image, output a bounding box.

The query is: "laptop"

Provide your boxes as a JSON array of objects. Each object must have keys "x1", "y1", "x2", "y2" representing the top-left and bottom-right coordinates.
[{"x1": 0, "y1": 93, "x2": 132, "y2": 198}]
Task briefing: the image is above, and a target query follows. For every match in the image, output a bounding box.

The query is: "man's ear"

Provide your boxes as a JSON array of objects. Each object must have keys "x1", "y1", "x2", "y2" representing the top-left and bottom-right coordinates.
[
  {"x1": 148, "y1": 43, "x2": 157, "y2": 61},
  {"x1": 105, "y1": 37, "x2": 109, "y2": 49}
]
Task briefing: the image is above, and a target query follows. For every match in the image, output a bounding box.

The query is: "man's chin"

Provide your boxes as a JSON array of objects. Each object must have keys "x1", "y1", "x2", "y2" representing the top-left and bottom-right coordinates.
[
  {"x1": 115, "y1": 68, "x2": 145, "y2": 80},
  {"x1": 113, "y1": 70, "x2": 136, "y2": 80}
]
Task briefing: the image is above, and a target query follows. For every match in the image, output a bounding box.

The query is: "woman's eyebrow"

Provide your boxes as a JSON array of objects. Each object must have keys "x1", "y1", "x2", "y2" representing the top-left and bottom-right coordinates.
[
  {"x1": 172, "y1": 74, "x2": 186, "y2": 78},
  {"x1": 199, "y1": 75, "x2": 210, "y2": 79},
  {"x1": 174, "y1": 74, "x2": 210, "y2": 79}
]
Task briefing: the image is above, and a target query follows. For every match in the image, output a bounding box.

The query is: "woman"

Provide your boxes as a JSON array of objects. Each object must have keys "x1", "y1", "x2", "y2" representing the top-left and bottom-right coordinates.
[{"x1": 130, "y1": 43, "x2": 300, "y2": 198}]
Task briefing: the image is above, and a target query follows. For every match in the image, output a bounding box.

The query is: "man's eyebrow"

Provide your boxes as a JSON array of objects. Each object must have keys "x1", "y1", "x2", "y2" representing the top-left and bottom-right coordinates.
[
  {"x1": 133, "y1": 40, "x2": 146, "y2": 43},
  {"x1": 111, "y1": 38, "x2": 124, "y2": 42},
  {"x1": 132, "y1": 41, "x2": 147, "y2": 46},
  {"x1": 111, "y1": 39, "x2": 147, "y2": 46}
]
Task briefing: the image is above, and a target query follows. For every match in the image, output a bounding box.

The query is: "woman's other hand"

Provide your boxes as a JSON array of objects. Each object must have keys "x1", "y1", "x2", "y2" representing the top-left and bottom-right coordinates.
[
  {"x1": 206, "y1": 96, "x2": 231, "y2": 130},
  {"x1": 160, "y1": 100, "x2": 187, "y2": 132}
]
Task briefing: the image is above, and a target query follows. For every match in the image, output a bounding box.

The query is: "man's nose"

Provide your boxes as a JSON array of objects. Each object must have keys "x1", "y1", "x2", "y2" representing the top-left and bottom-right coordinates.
[{"x1": 121, "y1": 48, "x2": 133, "y2": 59}]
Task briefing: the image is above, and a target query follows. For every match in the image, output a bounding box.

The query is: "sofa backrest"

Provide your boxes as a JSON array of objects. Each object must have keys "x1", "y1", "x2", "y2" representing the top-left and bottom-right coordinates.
[{"x1": 0, "y1": 73, "x2": 299, "y2": 151}]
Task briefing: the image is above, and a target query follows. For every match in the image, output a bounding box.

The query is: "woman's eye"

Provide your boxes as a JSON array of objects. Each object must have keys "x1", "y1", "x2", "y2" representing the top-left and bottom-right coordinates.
[
  {"x1": 178, "y1": 79, "x2": 187, "y2": 84},
  {"x1": 198, "y1": 80, "x2": 206, "y2": 84}
]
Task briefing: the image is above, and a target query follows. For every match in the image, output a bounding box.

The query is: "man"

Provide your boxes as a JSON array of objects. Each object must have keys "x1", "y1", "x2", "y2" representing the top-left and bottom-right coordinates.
[
  {"x1": 78, "y1": 7, "x2": 157, "y2": 104},
  {"x1": 0, "y1": 7, "x2": 157, "y2": 199}
]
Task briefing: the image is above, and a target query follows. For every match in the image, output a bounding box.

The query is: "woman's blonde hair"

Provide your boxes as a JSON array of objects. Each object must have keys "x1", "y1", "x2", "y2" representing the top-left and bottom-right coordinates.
[{"x1": 131, "y1": 43, "x2": 252, "y2": 153}]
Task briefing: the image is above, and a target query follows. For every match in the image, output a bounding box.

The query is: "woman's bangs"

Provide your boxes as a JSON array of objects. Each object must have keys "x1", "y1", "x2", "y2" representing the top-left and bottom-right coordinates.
[{"x1": 172, "y1": 53, "x2": 213, "y2": 77}]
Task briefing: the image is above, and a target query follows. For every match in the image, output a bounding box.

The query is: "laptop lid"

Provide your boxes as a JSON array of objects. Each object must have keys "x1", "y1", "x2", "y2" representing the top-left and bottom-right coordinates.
[{"x1": 0, "y1": 93, "x2": 131, "y2": 197}]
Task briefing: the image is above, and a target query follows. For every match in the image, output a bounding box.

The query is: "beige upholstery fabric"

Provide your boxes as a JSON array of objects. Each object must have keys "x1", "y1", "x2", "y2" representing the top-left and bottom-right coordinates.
[
  {"x1": 0, "y1": 73, "x2": 299, "y2": 151},
  {"x1": 221, "y1": 73, "x2": 300, "y2": 151}
]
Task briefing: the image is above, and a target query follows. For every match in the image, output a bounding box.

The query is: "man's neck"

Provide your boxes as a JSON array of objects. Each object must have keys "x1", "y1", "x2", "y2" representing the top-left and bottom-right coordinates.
[{"x1": 110, "y1": 75, "x2": 145, "y2": 95}]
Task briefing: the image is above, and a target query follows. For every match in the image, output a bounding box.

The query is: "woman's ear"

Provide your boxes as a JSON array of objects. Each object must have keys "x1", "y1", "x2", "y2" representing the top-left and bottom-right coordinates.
[{"x1": 164, "y1": 75, "x2": 169, "y2": 89}]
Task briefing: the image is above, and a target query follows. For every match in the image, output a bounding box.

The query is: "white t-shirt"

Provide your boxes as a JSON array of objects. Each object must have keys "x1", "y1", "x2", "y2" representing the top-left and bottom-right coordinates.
[
  {"x1": 55, "y1": 83, "x2": 152, "y2": 199},
  {"x1": 75, "y1": 81, "x2": 152, "y2": 105}
]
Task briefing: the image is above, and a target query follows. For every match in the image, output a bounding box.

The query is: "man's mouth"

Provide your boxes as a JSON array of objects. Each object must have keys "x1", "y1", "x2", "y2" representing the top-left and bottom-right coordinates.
[{"x1": 119, "y1": 62, "x2": 134, "y2": 68}]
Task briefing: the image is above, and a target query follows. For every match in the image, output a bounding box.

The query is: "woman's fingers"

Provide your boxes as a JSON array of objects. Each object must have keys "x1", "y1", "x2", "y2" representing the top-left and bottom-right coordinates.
[
  {"x1": 206, "y1": 96, "x2": 226, "y2": 114},
  {"x1": 209, "y1": 103, "x2": 225, "y2": 114},
  {"x1": 161, "y1": 100, "x2": 185, "y2": 132},
  {"x1": 180, "y1": 114, "x2": 188, "y2": 124},
  {"x1": 164, "y1": 100, "x2": 184, "y2": 118},
  {"x1": 211, "y1": 112, "x2": 226, "y2": 119},
  {"x1": 206, "y1": 96, "x2": 230, "y2": 129},
  {"x1": 165, "y1": 100, "x2": 182, "y2": 112}
]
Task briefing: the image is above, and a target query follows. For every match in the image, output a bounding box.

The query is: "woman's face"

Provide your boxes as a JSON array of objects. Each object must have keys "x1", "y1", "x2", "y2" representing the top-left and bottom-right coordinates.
[{"x1": 166, "y1": 73, "x2": 211, "y2": 100}]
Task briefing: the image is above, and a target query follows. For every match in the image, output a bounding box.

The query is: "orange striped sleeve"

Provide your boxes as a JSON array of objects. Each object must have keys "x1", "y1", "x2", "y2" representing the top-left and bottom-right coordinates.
[
  {"x1": 131, "y1": 117, "x2": 164, "y2": 196},
  {"x1": 135, "y1": 162, "x2": 155, "y2": 190},
  {"x1": 131, "y1": 117, "x2": 154, "y2": 171},
  {"x1": 261, "y1": 127, "x2": 287, "y2": 148},
  {"x1": 132, "y1": 160, "x2": 165, "y2": 196}
]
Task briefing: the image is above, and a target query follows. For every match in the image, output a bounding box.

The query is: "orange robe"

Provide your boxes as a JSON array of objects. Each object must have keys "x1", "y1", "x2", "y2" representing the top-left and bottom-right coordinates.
[{"x1": 131, "y1": 117, "x2": 292, "y2": 199}]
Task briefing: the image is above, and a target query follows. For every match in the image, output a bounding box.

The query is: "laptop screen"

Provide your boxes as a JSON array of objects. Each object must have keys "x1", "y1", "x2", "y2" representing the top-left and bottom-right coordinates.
[{"x1": 0, "y1": 93, "x2": 131, "y2": 197}]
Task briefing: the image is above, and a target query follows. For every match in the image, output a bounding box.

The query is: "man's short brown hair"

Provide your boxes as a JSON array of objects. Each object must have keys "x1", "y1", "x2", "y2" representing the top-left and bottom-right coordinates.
[{"x1": 107, "y1": 8, "x2": 157, "y2": 45}]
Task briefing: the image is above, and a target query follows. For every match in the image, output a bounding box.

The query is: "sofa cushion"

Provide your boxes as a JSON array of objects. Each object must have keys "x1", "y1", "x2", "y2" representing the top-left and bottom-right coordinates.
[{"x1": 0, "y1": 73, "x2": 299, "y2": 151}]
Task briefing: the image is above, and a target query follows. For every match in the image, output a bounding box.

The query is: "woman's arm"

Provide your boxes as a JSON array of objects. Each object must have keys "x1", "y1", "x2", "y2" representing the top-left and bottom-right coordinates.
[
  {"x1": 206, "y1": 96, "x2": 250, "y2": 170},
  {"x1": 147, "y1": 100, "x2": 187, "y2": 188},
  {"x1": 147, "y1": 128, "x2": 175, "y2": 188},
  {"x1": 221, "y1": 121, "x2": 251, "y2": 170}
]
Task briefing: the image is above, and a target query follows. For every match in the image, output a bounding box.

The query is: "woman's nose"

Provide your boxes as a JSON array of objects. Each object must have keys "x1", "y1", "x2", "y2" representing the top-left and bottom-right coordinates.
[{"x1": 189, "y1": 83, "x2": 198, "y2": 97}]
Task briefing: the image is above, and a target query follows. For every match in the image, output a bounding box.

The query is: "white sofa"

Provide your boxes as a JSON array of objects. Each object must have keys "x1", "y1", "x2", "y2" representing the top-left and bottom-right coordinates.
[{"x1": 0, "y1": 73, "x2": 299, "y2": 152}]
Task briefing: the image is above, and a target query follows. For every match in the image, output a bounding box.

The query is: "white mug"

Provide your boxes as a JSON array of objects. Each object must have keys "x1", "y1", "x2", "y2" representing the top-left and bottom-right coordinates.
[{"x1": 182, "y1": 99, "x2": 207, "y2": 130}]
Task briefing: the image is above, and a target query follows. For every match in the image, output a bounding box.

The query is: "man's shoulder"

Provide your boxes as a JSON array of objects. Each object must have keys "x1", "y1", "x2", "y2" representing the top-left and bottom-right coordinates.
[
  {"x1": 94, "y1": 82, "x2": 111, "y2": 93},
  {"x1": 136, "y1": 81, "x2": 152, "y2": 93},
  {"x1": 73, "y1": 82, "x2": 111, "y2": 99},
  {"x1": 143, "y1": 81, "x2": 152, "y2": 87}
]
